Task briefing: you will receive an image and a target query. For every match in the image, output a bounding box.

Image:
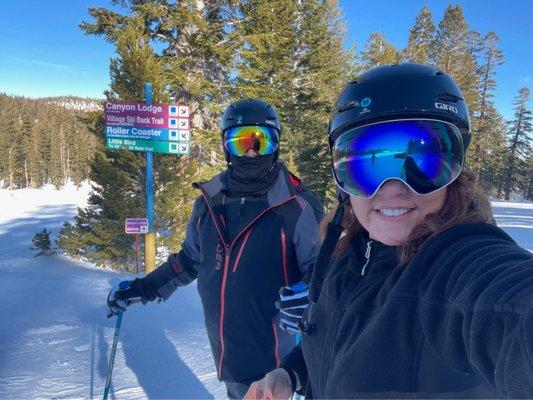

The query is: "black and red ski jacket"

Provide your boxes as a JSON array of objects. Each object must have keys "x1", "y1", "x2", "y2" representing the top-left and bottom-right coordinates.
[{"x1": 144, "y1": 163, "x2": 323, "y2": 383}]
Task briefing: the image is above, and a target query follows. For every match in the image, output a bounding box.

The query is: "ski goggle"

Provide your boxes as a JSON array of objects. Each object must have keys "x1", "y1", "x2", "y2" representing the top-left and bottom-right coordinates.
[
  {"x1": 332, "y1": 119, "x2": 464, "y2": 198},
  {"x1": 224, "y1": 125, "x2": 279, "y2": 156}
]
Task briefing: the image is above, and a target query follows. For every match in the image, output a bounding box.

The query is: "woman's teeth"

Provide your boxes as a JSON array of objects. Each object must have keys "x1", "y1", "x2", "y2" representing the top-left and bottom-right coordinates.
[{"x1": 378, "y1": 208, "x2": 411, "y2": 217}]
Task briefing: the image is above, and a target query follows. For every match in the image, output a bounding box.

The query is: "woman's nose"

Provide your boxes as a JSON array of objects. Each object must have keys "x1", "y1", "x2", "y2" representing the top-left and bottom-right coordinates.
[{"x1": 374, "y1": 179, "x2": 411, "y2": 198}]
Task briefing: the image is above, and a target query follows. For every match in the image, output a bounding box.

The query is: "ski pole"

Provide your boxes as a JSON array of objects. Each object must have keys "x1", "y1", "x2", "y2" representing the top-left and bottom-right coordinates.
[{"x1": 103, "y1": 312, "x2": 123, "y2": 400}]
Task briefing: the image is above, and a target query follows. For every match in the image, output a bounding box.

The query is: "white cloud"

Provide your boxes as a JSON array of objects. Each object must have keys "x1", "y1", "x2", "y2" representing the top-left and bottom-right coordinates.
[
  {"x1": 6, "y1": 56, "x2": 70, "y2": 70},
  {"x1": 519, "y1": 76, "x2": 531, "y2": 84}
]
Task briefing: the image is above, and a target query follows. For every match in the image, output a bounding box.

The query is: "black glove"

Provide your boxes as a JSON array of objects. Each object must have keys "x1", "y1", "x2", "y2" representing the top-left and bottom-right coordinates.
[
  {"x1": 106, "y1": 279, "x2": 147, "y2": 318},
  {"x1": 276, "y1": 281, "x2": 309, "y2": 334}
]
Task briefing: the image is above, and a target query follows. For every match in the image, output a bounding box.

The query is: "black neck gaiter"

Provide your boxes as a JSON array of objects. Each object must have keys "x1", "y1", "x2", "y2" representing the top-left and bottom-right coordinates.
[{"x1": 227, "y1": 154, "x2": 280, "y2": 197}]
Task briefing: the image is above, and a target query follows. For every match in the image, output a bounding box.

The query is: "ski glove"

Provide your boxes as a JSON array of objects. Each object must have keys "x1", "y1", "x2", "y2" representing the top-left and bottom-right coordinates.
[
  {"x1": 107, "y1": 279, "x2": 147, "y2": 318},
  {"x1": 276, "y1": 281, "x2": 309, "y2": 335}
]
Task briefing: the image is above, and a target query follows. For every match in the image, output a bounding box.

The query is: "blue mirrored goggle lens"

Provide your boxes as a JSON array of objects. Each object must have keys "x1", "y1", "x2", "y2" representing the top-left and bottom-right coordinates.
[
  {"x1": 224, "y1": 125, "x2": 279, "y2": 156},
  {"x1": 332, "y1": 119, "x2": 464, "y2": 197}
]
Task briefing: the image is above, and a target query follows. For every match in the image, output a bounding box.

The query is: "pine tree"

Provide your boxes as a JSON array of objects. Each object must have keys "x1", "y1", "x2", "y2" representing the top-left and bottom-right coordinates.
[
  {"x1": 48, "y1": 119, "x2": 65, "y2": 187},
  {"x1": 1, "y1": 95, "x2": 18, "y2": 189},
  {"x1": 403, "y1": 6, "x2": 436, "y2": 64},
  {"x1": 291, "y1": 0, "x2": 354, "y2": 203},
  {"x1": 31, "y1": 229, "x2": 55, "y2": 256},
  {"x1": 27, "y1": 112, "x2": 46, "y2": 188},
  {"x1": 37, "y1": 113, "x2": 55, "y2": 185},
  {"x1": 68, "y1": 115, "x2": 95, "y2": 186},
  {"x1": 468, "y1": 31, "x2": 504, "y2": 178},
  {"x1": 0, "y1": 97, "x2": 18, "y2": 188},
  {"x1": 502, "y1": 88, "x2": 532, "y2": 200},
  {"x1": 67, "y1": 0, "x2": 237, "y2": 266},
  {"x1": 434, "y1": 5, "x2": 480, "y2": 124},
  {"x1": 0, "y1": 94, "x2": 98, "y2": 188},
  {"x1": 233, "y1": 0, "x2": 302, "y2": 199},
  {"x1": 12, "y1": 106, "x2": 33, "y2": 188},
  {"x1": 476, "y1": 106, "x2": 508, "y2": 195},
  {"x1": 234, "y1": 0, "x2": 300, "y2": 117},
  {"x1": 360, "y1": 32, "x2": 400, "y2": 68},
  {"x1": 524, "y1": 156, "x2": 533, "y2": 200},
  {"x1": 234, "y1": 0, "x2": 353, "y2": 204},
  {"x1": 58, "y1": 107, "x2": 146, "y2": 268}
]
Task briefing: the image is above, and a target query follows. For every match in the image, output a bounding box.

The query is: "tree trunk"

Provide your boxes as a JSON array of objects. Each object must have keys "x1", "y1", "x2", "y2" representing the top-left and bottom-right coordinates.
[
  {"x1": 66, "y1": 146, "x2": 70, "y2": 184},
  {"x1": 8, "y1": 148, "x2": 14, "y2": 190},
  {"x1": 496, "y1": 180, "x2": 503, "y2": 198},
  {"x1": 24, "y1": 159, "x2": 29, "y2": 188},
  {"x1": 59, "y1": 128, "x2": 66, "y2": 184}
]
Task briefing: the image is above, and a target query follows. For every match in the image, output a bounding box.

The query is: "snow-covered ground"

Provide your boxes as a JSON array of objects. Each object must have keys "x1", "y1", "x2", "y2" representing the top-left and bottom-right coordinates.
[
  {"x1": 491, "y1": 200, "x2": 533, "y2": 252},
  {"x1": 0, "y1": 183, "x2": 224, "y2": 399},
  {"x1": 0, "y1": 184, "x2": 531, "y2": 399}
]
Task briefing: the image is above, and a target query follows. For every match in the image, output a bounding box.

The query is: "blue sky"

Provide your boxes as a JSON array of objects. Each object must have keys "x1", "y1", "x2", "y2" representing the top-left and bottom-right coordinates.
[
  {"x1": 339, "y1": 0, "x2": 533, "y2": 119},
  {"x1": 0, "y1": 0, "x2": 115, "y2": 99},
  {"x1": 0, "y1": 1, "x2": 531, "y2": 119}
]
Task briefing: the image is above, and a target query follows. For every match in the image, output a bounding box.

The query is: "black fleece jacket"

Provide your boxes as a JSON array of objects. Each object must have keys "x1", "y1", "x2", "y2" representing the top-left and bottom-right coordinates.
[{"x1": 282, "y1": 222, "x2": 533, "y2": 398}]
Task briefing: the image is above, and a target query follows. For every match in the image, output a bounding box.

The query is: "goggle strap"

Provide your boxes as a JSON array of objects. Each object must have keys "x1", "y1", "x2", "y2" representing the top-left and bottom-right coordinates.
[{"x1": 308, "y1": 203, "x2": 344, "y2": 304}]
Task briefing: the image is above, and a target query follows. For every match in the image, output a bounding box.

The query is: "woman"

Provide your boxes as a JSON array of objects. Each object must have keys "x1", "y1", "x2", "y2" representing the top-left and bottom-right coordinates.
[{"x1": 245, "y1": 63, "x2": 533, "y2": 399}]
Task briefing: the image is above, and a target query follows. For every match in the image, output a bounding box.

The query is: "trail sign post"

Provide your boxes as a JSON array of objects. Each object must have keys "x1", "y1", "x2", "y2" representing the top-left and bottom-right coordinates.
[
  {"x1": 104, "y1": 101, "x2": 190, "y2": 155},
  {"x1": 144, "y1": 86, "x2": 155, "y2": 273},
  {"x1": 125, "y1": 218, "x2": 147, "y2": 275},
  {"x1": 104, "y1": 90, "x2": 192, "y2": 273}
]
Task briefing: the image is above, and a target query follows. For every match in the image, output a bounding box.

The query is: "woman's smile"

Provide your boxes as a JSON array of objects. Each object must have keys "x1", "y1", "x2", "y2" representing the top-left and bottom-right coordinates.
[{"x1": 351, "y1": 180, "x2": 446, "y2": 245}]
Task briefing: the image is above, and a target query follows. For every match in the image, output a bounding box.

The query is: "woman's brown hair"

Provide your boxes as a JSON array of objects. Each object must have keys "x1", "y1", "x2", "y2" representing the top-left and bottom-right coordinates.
[{"x1": 320, "y1": 169, "x2": 494, "y2": 265}]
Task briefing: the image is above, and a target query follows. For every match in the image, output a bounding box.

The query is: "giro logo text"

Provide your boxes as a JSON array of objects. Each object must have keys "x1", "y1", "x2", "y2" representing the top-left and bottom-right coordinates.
[{"x1": 435, "y1": 102, "x2": 458, "y2": 113}]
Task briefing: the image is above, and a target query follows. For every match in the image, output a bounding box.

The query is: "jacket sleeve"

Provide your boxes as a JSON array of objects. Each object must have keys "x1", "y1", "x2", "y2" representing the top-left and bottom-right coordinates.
[
  {"x1": 293, "y1": 190, "x2": 324, "y2": 276},
  {"x1": 280, "y1": 344, "x2": 308, "y2": 394},
  {"x1": 141, "y1": 197, "x2": 204, "y2": 300},
  {"x1": 416, "y1": 223, "x2": 533, "y2": 398}
]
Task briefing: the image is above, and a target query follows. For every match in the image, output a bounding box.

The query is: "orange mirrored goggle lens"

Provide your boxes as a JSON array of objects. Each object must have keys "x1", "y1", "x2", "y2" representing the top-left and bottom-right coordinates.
[{"x1": 224, "y1": 125, "x2": 279, "y2": 156}]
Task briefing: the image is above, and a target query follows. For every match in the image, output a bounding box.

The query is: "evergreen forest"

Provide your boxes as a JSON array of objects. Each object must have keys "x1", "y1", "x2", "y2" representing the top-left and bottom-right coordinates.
[
  {"x1": 0, "y1": 95, "x2": 99, "y2": 189},
  {"x1": 1, "y1": 1, "x2": 530, "y2": 270}
]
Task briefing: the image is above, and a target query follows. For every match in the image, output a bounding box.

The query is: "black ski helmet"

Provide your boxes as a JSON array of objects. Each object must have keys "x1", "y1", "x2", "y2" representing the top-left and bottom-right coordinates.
[
  {"x1": 328, "y1": 63, "x2": 471, "y2": 156},
  {"x1": 221, "y1": 99, "x2": 282, "y2": 161}
]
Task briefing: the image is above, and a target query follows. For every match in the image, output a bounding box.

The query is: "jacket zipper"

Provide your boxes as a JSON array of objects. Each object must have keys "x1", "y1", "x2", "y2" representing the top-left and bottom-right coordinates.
[
  {"x1": 318, "y1": 279, "x2": 362, "y2": 394},
  {"x1": 197, "y1": 189, "x2": 231, "y2": 379},
  {"x1": 319, "y1": 239, "x2": 373, "y2": 395},
  {"x1": 217, "y1": 250, "x2": 231, "y2": 378},
  {"x1": 360, "y1": 240, "x2": 373, "y2": 276},
  {"x1": 199, "y1": 187, "x2": 297, "y2": 378},
  {"x1": 280, "y1": 228, "x2": 289, "y2": 286},
  {"x1": 232, "y1": 229, "x2": 252, "y2": 272}
]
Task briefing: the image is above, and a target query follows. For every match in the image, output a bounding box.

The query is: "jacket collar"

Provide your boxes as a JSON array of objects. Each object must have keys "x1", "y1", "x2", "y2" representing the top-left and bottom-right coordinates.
[
  {"x1": 347, "y1": 231, "x2": 397, "y2": 274},
  {"x1": 193, "y1": 162, "x2": 301, "y2": 206}
]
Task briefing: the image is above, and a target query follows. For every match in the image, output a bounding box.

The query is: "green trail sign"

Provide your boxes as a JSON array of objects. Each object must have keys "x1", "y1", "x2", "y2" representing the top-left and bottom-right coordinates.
[{"x1": 106, "y1": 138, "x2": 189, "y2": 155}]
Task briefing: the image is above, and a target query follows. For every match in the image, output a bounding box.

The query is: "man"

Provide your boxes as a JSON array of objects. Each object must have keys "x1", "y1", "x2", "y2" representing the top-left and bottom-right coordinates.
[{"x1": 107, "y1": 99, "x2": 323, "y2": 398}]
